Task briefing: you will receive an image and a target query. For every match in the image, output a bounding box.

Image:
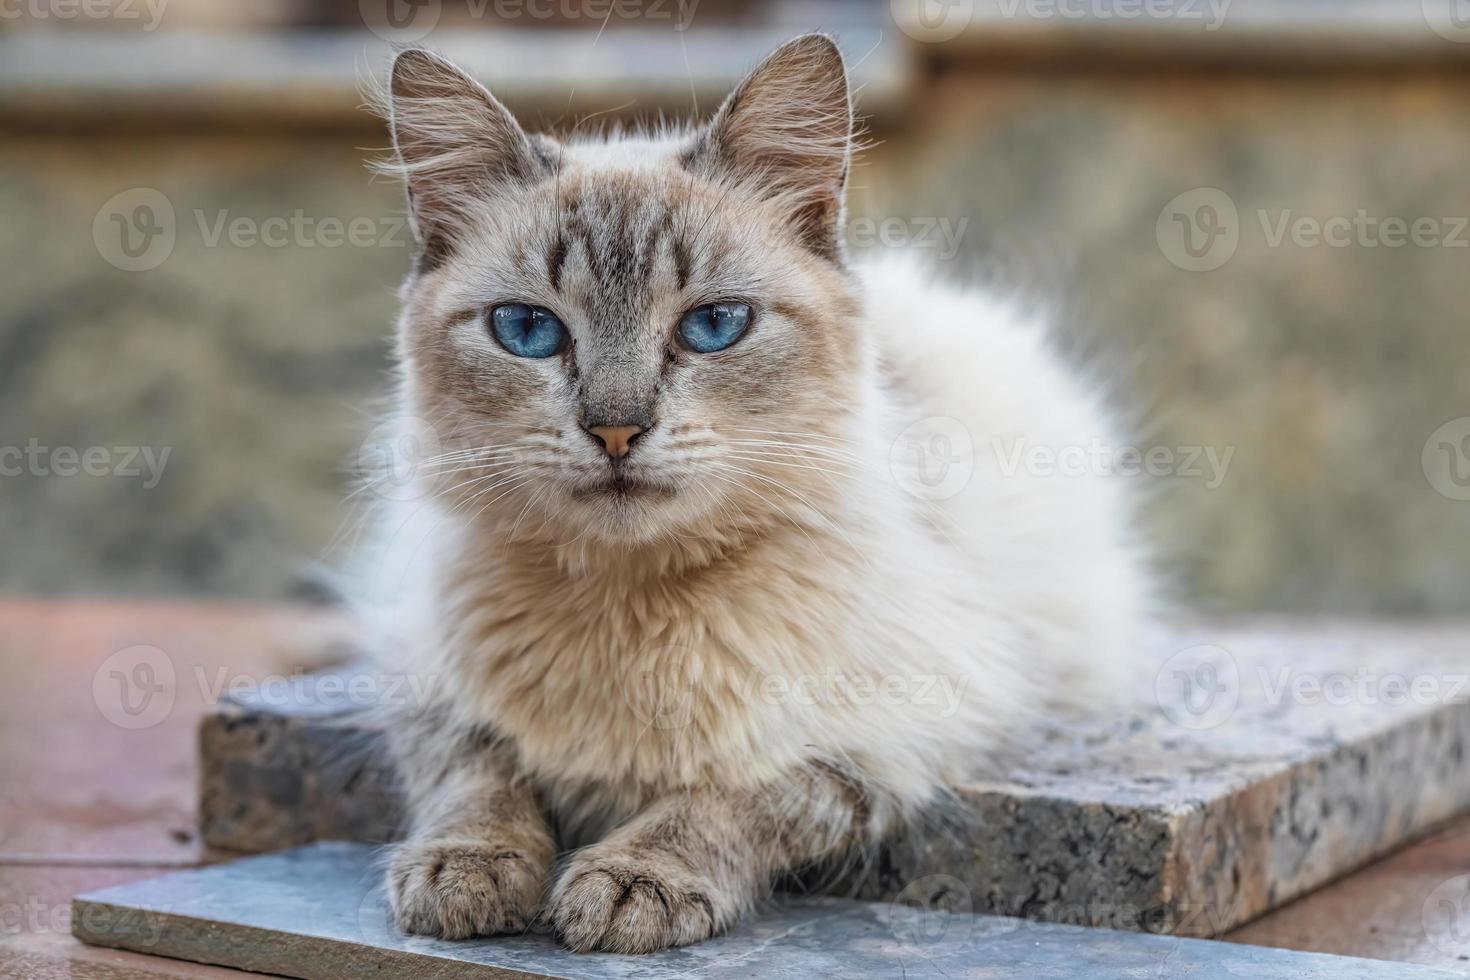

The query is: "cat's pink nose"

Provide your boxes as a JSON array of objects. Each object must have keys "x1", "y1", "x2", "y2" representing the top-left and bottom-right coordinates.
[{"x1": 584, "y1": 424, "x2": 644, "y2": 459}]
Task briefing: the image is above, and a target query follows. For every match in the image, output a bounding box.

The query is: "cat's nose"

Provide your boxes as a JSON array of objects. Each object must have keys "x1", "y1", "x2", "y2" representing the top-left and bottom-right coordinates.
[{"x1": 583, "y1": 424, "x2": 645, "y2": 459}]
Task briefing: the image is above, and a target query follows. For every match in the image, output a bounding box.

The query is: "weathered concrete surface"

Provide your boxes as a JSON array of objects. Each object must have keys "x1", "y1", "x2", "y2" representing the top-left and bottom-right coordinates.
[
  {"x1": 73, "y1": 842, "x2": 1465, "y2": 980},
  {"x1": 198, "y1": 621, "x2": 1470, "y2": 936}
]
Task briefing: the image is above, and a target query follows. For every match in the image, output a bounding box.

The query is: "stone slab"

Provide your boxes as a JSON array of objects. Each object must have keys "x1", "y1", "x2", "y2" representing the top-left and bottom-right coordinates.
[
  {"x1": 198, "y1": 621, "x2": 1470, "y2": 937},
  {"x1": 72, "y1": 842, "x2": 1463, "y2": 980},
  {"x1": 1227, "y1": 814, "x2": 1470, "y2": 970}
]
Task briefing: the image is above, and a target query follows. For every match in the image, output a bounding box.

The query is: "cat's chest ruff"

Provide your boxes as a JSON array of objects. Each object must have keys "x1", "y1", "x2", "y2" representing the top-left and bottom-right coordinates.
[{"x1": 449, "y1": 556, "x2": 839, "y2": 789}]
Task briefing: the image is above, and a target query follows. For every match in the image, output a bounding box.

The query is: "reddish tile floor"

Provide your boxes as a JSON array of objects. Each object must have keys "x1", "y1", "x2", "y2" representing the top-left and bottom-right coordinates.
[
  {"x1": 1229, "y1": 819, "x2": 1470, "y2": 972},
  {"x1": 0, "y1": 599, "x2": 355, "y2": 979},
  {"x1": 2, "y1": 599, "x2": 1467, "y2": 977}
]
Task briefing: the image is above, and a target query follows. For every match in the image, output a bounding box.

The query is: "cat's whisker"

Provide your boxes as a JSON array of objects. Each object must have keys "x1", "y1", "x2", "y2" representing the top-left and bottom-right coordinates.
[
  {"x1": 700, "y1": 460, "x2": 873, "y2": 572},
  {"x1": 417, "y1": 447, "x2": 526, "y2": 469},
  {"x1": 726, "y1": 432, "x2": 859, "y2": 447},
  {"x1": 727, "y1": 426, "x2": 862, "y2": 449},
  {"x1": 726, "y1": 435, "x2": 860, "y2": 451},
  {"x1": 697, "y1": 467, "x2": 827, "y2": 559},
  {"x1": 506, "y1": 481, "x2": 555, "y2": 540},
  {"x1": 458, "y1": 475, "x2": 538, "y2": 526},
  {"x1": 722, "y1": 453, "x2": 857, "y2": 488},
  {"x1": 725, "y1": 428, "x2": 862, "y2": 448},
  {"x1": 723, "y1": 442, "x2": 864, "y2": 464},
  {"x1": 723, "y1": 442, "x2": 865, "y2": 467},
  {"x1": 339, "y1": 450, "x2": 525, "y2": 505},
  {"x1": 341, "y1": 440, "x2": 543, "y2": 511},
  {"x1": 436, "y1": 484, "x2": 504, "y2": 521},
  {"x1": 723, "y1": 445, "x2": 859, "y2": 465},
  {"x1": 728, "y1": 466, "x2": 876, "y2": 573},
  {"x1": 432, "y1": 462, "x2": 539, "y2": 500}
]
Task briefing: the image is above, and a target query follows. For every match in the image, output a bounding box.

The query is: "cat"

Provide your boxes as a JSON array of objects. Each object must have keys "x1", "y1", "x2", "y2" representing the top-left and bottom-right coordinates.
[{"x1": 358, "y1": 34, "x2": 1151, "y2": 954}]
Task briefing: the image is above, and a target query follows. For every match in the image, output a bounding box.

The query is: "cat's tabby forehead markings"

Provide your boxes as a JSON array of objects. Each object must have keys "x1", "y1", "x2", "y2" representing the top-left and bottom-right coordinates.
[{"x1": 542, "y1": 171, "x2": 691, "y2": 334}]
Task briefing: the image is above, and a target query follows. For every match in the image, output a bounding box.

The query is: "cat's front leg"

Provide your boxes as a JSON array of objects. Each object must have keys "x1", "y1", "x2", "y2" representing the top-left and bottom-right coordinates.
[
  {"x1": 387, "y1": 726, "x2": 555, "y2": 939},
  {"x1": 550, "y1": 762, "x2": 884, "y2": 953}
]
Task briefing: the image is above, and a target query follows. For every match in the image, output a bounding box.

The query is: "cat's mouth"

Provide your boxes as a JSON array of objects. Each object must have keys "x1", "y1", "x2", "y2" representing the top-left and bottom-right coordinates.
[{"x1": 571, "y1": 469, "x2": 676, "y2": 502}]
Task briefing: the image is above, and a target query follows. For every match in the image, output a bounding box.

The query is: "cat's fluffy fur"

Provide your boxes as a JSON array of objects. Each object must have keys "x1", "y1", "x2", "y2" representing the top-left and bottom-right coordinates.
[{"x1": 358, "y1": 36, "x2": 1150, "y2": 953}]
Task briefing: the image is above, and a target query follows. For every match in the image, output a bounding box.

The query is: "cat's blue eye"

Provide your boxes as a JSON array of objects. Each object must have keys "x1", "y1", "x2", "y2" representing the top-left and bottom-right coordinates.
[
  {"x1": 677, "y1": 302, "x2": 752, "y2": 354},
  {"x1": 489, "y1": 303, "x2": 568, "y2": 359}
]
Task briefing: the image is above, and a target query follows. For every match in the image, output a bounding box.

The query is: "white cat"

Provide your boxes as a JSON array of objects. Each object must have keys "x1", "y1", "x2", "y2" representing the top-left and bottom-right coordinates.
[{"x1": 358, "y1": 34, "x2": 1151, "y2": 953}]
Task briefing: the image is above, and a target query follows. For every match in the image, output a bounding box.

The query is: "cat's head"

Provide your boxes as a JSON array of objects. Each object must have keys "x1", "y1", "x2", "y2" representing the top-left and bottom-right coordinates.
[{"x1": 382, "y1": 36, "x2": 866, "y2": 551}]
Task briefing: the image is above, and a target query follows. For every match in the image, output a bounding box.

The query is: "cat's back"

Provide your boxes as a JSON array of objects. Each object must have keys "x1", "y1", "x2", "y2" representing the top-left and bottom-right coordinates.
[
  {"x1": 857, "y1": 254, "x2": 1116, "y2": 455},
  {"x1": 857, "y1": 252, "x2": 1152, "y2": 707}
]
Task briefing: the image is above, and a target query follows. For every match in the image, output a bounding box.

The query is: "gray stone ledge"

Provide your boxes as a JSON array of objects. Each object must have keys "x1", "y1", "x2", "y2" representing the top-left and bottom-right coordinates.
[
  {"x1": 198, "y1": 620, "x2": 1470, "y2": 937},
  {"x1": 73, "y1": 842, "x2": 1464, "y2": 980}
]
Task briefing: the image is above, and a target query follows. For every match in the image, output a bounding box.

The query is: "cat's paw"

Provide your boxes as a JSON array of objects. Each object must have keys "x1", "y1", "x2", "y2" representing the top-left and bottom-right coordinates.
[
  {"x1": 388, "y1": 839, "x2": 547, "y2": 939},
  {"x1": 550, "y1": 849, "x2": 721, "y2": 953}
]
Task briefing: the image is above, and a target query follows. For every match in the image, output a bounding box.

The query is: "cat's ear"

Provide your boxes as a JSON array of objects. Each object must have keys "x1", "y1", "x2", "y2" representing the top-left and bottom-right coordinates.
[
  {"x1": 684, "y1": 34, "x2": 853, "y2": 263},
  {"x1": 385, "y1": 49, "x2": 553, "y2": 259}
]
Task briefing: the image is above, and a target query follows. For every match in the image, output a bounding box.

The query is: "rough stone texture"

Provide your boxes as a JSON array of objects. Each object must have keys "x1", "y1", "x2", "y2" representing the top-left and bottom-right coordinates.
[
  {"x1": 198, "y1": 688, "x2": 400, "y2": 853},
  {"x1": 1228, "y1": 815, "x2": 1470, "y2": 971},
  {"x1": 73, "y1": 842, "x2": 1464, "y2": 980},
  {"x1": 851, "y1": 621, "x2": 1470, "y2": 936},
  {"x1": 199, "y1": 621, "x2": 1470, "y2": 938}
]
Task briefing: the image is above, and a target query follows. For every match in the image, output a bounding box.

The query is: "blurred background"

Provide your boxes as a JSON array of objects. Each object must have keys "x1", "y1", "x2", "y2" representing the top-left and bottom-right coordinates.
[{"x1": 3, "y1": 0, "x2": 1469, "y2": 614}]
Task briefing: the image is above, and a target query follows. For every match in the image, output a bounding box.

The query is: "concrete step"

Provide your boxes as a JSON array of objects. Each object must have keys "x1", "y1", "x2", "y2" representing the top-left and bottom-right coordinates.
[
  {"x1": 72, "y1": 842, "x2": 1463, "y2": 980},
  {"x1": 197, "y1": 620, "x2": 1470, "y2": 937}
]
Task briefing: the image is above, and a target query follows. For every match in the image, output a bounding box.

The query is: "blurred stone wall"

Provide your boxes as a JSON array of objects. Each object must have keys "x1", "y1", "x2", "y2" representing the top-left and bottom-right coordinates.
[
  {"x1": 882, "y1": 67, "x2": 1470, "y2": 614},
  {"x1": 4, "y1": 65, "x2": 1470, "y2": 613},
  {"x1": 0, "y1": 135, "x2": 407, "y2": 598}
]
